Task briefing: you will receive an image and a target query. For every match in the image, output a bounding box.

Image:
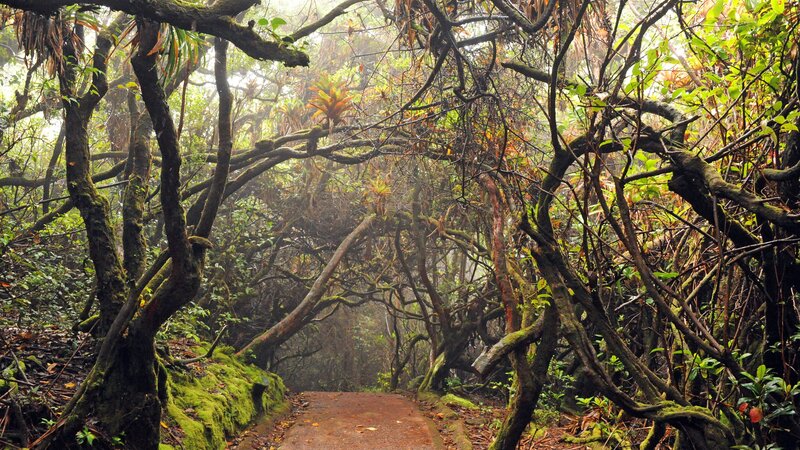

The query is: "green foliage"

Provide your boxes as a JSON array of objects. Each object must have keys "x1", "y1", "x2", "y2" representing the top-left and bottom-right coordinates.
[
  {"x1": 688, "y1": 355, "x2": 724, "y2": 381},
  {"x1": 487, "y1": 373, "x2": 512, "y2": 402},
  {"x1": 160, "y1": 304, "x2": 211, "y2": 342},
  {"x1": 575, "y1": 395, "x2": 610, "y2": 413},
  {"x1": 370, "y1": 370, "x2": 392, "y2": 392},
  {"x1": 150, "y1": 24, "x2": 205, "y2": 81},
  {"x1": 0, "y1": 216, "x2": 93, "y2": 327},
  {"x1": 75, "y1": 426, "x2": 96, "y2": 446},
  {"x1": 540, "y1": 359, "x2": 573, "y2": 409},
  {"x1": 735, "y1": 364, "x2": 800, "y2": 438},
  {"x1": 256, "y1": 16, "x2": 288, "y2": 41},
  {"x1": 111, "y1": 434, "x2": 125, "y2": 447},
  {"x1": 444, "y1": 376, "x2": 463, "y2": 391}
]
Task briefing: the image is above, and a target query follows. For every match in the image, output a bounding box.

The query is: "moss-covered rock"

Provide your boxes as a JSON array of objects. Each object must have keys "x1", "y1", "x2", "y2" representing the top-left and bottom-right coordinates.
[
  {"x1": 161, "y1": 344, "x2": 287, "y2": 450},
  {"x1": 441, "y1": 394, "x2": 479, "y2": 410}
]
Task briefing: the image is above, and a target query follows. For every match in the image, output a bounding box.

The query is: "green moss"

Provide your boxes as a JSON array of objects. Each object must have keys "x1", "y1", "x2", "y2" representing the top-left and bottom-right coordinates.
[
  {"x1": 418, "y1": 353, "x2": 446, "y2": 393},
  {"x1": 441, "y1": 394, "x2": 479, "y2": 410},
  {"x1": 527, "y1": 424, "x2": 548, "y2": 440},
  {"x1": 416, "y1": 392, "x2": 472, "y2": 449},
  {"x1": 162, "y1": 344, "x2": 287, "y2": 450},
  {"x1": 74, "y1": 314, "x2": 99, "y2": 332},
  {"x1": 564, "y1": 425, "x2": 633, "y2": 450}
]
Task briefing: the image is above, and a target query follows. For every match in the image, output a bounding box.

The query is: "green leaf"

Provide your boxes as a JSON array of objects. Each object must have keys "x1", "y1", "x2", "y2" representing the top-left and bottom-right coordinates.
[
  {"x1": 258, "y1": 18, "x2": 269, "y2": 27},
  {"x1": 271, "y1": 17, "x2": 287, "y2": 30},
  {"x1": 761, "y1": 123, "x2": 779, "y2": 145},
  {"x1": 705, "y1": 0, "x2": 726, "y2": 24},
  {"x1": 653, "y1": 271, "x2": 679, "y2": 279},
  {"x1": 771, "y1": 0, "x2": 785, "y2": 14}
]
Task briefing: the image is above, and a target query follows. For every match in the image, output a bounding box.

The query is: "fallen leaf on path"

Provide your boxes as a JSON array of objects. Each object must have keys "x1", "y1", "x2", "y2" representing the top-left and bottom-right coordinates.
[
  {"x1": 64, "y1": 382, "x2": 76, "y2": 388},
  {"x1": 365, "y1": 427, "x2": 377, "y2": 431},
  {"x1": 311, "y1": 422, "x2": 319, "y2": 427}
]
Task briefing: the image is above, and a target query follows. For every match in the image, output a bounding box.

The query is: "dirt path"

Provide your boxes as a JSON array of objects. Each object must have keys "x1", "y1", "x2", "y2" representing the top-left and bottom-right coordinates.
[{"x1": 277, "y1": 392, "x2": 444, "y2": 450}]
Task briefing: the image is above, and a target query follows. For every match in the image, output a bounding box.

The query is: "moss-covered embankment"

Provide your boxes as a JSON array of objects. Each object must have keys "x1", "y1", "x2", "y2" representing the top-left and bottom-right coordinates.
[{"x1": 159, "y1": 344, "x2": 286, "y2": 450}]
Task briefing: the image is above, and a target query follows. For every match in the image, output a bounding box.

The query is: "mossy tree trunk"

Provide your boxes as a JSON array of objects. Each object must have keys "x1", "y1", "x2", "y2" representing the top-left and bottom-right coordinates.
[
  {"x1": 33, "y1": 22, "x2": 235, "y2": 450},
  {"x1": 70, "y1": 330, "x2": 162, "y2": 449},
  {"x1": 489, "y1": 306, "x2": 558, "y2": 450},
  {"x1": 418, "y1": 348, "x2": 454, "y2": 393},
  {"x1": 58, "y1": 17, "x2": 129, "y2": 337},
  {"x1": 121, "y1": 92, "x2": 152, "y2": 284}
]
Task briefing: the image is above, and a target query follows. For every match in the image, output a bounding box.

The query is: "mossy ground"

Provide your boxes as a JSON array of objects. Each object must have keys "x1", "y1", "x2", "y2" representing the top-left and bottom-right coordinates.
[
  {"x1": 440, "y1": 393, "x2": 479, "y2": 410},
  {"x1": 160, "y1": 344, "x2": 287, "y2": 450}
]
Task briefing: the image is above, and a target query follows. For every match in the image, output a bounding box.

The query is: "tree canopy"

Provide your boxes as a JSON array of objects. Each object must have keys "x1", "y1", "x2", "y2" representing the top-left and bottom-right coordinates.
[{"x1": 1, "y1": 0, "x2": 799, "y2": 449}]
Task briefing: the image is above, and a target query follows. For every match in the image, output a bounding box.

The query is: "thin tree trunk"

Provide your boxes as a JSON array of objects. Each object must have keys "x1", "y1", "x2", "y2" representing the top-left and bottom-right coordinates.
[{"x1": 41, "y1": 124, "x2": 65, "y2": 214}]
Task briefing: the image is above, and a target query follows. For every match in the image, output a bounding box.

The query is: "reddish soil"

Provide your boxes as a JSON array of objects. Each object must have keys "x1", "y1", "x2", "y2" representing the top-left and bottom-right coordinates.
[
  {"x1": 277, "y1": 392, "x2": 444, "y2": 450},
  {"x1": 229, "y1": 393, "x2": 302, "y2": 449}
]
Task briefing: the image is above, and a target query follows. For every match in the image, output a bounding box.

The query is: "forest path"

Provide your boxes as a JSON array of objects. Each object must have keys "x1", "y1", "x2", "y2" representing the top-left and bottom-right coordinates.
[{"x1": 278, "y1": 391, "x2": 444, "y2": 450}]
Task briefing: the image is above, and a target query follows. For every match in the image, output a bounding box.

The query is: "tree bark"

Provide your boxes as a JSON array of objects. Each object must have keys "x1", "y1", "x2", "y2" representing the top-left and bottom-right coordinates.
[
  {"x1": 0, "y1": 0, "x2": 309, "y2": 66},
  {"x1": 122, "y1": 92, "x2": 151, "y2": 283},
  {"x1": 57, "y1": 19, "x2": 127, "y2": 336}
]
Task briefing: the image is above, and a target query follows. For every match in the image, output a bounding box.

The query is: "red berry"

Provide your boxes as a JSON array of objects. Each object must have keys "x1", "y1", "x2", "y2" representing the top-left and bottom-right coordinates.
[
  {"x1": 749, "y1": 407, "x2": 763, "y2": 423},
  {"x1": 738, "y1": 402, "x2": 748, "y2": 414}
]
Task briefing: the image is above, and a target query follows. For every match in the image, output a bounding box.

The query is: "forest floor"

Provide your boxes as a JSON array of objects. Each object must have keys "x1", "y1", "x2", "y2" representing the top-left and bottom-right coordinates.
[
  {"x1": 232, "y1": 390, "x2": 615, "y2": 450},
  {"x1": 0, "y1": 325, "x2": 92, "y2": 448},
  {"x1": 1, "y1": 325, "x2": 652, "y2": 450},
  {"x1": 413, "y1": 394, "x2": 585, "y2": 450}
]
